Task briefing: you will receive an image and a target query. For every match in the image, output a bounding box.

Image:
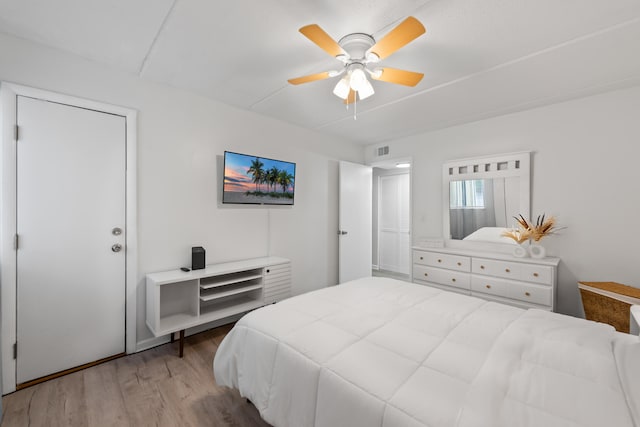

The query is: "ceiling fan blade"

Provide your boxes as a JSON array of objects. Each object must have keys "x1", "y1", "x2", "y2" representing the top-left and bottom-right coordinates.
[
  {"x1": 371, "y1": 68, "x2": 424, "y2": 87},
  {"x1": 299, "y1": 24, "x2": 346, "y2": 58},
  {"x1": 343, "y1": 89, "x2": 357, "y2": 105},
  {"x1": 288, "y1": 71, "x2": 332, "y2": 85},
  {"x1": 369, "y1": 16, "x2": 425, "y2": 60}
]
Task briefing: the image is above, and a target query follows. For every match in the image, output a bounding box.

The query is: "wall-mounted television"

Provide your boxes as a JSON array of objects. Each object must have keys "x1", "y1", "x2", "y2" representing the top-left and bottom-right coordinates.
[{"x1": 222, "y1": 151, "x2": 296, "y2": 205}]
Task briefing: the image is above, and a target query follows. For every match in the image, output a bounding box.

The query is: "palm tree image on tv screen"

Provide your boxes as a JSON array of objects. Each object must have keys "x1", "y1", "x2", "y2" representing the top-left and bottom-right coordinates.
[{"x1": 223, "y1": 152, "x2": 296, "y2": 205}]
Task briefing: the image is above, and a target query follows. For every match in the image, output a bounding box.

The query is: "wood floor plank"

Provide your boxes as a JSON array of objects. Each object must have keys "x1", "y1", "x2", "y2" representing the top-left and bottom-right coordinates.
[
  {"x1": 1, "y1": 325, "x2": 271, "y2": 427},
  {"x1": 50, "y1": 371, "x2": 89, "y2": 427},
  {"x1": 83, "y1": 363, "x2": 130, "y2": 427}
]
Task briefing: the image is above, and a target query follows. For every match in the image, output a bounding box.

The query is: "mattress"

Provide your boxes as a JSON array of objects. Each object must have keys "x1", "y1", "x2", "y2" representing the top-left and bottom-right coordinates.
[{"x1": 213, "y1": 277, "x2": 639, "y2": 427}]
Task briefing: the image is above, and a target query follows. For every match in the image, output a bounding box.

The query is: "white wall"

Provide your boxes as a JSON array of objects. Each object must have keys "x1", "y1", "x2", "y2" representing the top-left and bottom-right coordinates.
[
  {"x1": 0, "y1": 33, "x2": 364, "y2": 345},
  {"x1": 367, "y1": 85, "x2": 640, "y2": 317}
]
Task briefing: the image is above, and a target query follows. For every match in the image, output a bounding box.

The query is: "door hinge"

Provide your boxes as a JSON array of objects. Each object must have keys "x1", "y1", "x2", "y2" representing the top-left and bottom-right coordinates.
[
  {"x1": 14, "y1": 233, "x2": 19, "y2": 250},
  {"x1": 14, "y1": 125, "x2": 19, "y2": 141},
  {"x1": 13, "y1": 342, "x2": 17, "y2": 359}
]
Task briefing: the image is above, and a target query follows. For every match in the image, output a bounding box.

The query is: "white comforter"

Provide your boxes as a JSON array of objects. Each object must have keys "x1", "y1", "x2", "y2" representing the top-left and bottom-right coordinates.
[{"x1": 214, "y1": 277, "x2": 639, "y2": 427}]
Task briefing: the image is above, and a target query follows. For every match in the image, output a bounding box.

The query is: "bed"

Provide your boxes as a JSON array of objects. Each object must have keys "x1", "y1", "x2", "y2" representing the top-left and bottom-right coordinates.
[
  {"x1": 462, "y1": 227, "x2": 516, "y2": 244},
  {"x1": 213, "y1": 277, "x2": 640, "y2": 427}
]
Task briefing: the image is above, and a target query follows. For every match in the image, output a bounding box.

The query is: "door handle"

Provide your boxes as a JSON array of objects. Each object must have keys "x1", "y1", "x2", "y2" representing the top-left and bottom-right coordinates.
[
  {"x1": 337, "y1": 230, "x2": 348, "y2": 235},
  {"x1": 111, "y1": 244, "x2": 123, "y2": 253}
]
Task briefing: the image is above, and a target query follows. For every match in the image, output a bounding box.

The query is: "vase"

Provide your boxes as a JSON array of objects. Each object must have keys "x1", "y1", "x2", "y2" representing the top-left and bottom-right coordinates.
[
  {"x1": 529, "y1": 243, "x2": 546, "y2": 259},
  {"x1": 512, "y1": 244, "x2": 529, "y2": 258}
]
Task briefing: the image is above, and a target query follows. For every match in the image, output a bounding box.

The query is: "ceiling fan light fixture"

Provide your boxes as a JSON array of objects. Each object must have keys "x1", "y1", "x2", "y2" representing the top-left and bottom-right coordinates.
[
  {"x1": 333, "y1": 76, "x2": 351, "y2": 99},
  {"x1": 366, "y1": 51, "x2": 380, "y2": 63},
  {"x1": 349, "y1": 67, "x2": 367, "y2": 91},
  {"x1": 368, "y1": 68, "x2": 383, "y2": 79},
  {"x1": 327, "y1": 69, "x2": 343, "y2": 77},
  {"x1": 357, "y1": 79, "x2": 375, "y2": 100}
]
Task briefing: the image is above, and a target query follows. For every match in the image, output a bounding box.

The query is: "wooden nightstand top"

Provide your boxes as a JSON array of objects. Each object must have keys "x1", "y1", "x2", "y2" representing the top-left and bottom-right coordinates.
[{"x1": 579, "y1": 281, "x2": 640, "y2": 299}]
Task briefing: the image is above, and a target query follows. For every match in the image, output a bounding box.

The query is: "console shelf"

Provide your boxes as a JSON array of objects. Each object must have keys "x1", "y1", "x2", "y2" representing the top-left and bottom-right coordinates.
[
  {"x1": 199, "y1": 272, "x2": 263, "y2": 290},
  {"x1": 199, "y1": 283, "x2": 263, "y2": 302},
  {"x1": 146, "y1": 256, "x2": 291, "y2": 356}
]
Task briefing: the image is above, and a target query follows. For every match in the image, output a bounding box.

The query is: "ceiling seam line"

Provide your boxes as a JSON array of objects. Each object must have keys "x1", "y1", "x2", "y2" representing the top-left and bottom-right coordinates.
[
  {"x1": 314, "y1": 16, "x2": 640, "y2": 130},
  {"x1": 249, "y1": 85, "x2": 290, "y2": 110},
  {"x1": 353, "y1": 75, "x2": 640, "y2": 145},
  {"x1": 137, "y1": 0, "x2": 178, "y2": 76}
]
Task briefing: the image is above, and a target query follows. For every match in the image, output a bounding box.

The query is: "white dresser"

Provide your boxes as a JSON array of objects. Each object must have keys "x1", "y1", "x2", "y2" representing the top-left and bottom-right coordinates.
[{"x1": 412, "y1": 247, "x2": 559, "y2": 311}]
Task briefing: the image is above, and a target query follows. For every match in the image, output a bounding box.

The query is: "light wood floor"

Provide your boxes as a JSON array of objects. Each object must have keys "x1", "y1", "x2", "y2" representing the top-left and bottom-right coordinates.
[{"x1": 1, "y1": 324, "x2": 271, "y2": 427}]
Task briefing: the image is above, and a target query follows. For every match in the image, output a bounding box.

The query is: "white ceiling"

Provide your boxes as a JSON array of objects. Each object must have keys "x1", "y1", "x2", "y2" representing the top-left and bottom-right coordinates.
[{"x1": 1, "y1": 0, "x2": 639, "y2": 145}]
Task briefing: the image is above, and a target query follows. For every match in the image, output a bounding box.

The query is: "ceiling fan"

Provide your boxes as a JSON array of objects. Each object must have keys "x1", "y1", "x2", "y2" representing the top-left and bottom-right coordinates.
[{"x1": 288, "y1": 17, "x2": 426, "y2": 105}]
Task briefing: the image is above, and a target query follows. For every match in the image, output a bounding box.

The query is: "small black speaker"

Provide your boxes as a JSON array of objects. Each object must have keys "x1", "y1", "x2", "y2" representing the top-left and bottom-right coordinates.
[{"x1": 192, "y1": 246, "x2": 205, "y2": 270}]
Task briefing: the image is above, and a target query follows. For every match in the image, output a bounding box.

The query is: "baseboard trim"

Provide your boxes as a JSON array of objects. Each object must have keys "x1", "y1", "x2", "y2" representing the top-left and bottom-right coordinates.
[
  {"x1": 134, "y1": 313, "x2": 245, "y2": 353},
  {"x1": 17, "y1": 352, "x2": 125, "y2": 390},
  {"x1": 136, "y1": 336, "x2": 170, "y2": 353}
]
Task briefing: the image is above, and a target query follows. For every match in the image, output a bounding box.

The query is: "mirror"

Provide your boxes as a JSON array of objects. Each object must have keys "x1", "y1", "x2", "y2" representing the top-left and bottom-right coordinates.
[{"x1": 443, "y1": 152, "x2": 530, "y2": 245}]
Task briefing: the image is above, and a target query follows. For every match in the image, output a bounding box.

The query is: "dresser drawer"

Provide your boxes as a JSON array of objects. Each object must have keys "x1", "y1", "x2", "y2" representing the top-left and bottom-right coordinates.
[
  {"x1": 472, "y1": 258, "x2": 521, "y2": 280},
  {"x1": 520, "y1": 264, "x2": 553, "y2": 285},
  {"x1": 471, "y1": 275, "x2": 551, "y2": 307},
  {"x1": 471, "y1": 274, "x2": 512, "y2": 299},
  {"x1": 509, "y1": 281, "x2": 551, "y2": 306},
  {"x1": 413, "y1": 264, "x2": 470, "y2": 290},
  {"x1": 472, "y1": 258, "x2": 553, "y2": 285},
  {"x1": 414, "y1": 251, "x2": 470, "y2": 272}
]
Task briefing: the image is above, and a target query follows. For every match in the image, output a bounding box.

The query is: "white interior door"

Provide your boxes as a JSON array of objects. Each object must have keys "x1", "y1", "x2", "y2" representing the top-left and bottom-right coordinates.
[
  {"x1": 339, "y1": 161, "x2": 372, "y2": 283},
  {"x1": 16, "y1": 96, "x2": 126, "y2": 384},
  {"x1": 378, "y1": 173, "x2": 410, "y2": 274}
]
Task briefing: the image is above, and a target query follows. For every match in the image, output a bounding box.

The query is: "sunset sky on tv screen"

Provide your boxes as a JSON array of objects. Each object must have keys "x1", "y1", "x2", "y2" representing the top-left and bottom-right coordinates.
[{"x1": 223, "y1": 152, "x2": 295, "y2": 194}]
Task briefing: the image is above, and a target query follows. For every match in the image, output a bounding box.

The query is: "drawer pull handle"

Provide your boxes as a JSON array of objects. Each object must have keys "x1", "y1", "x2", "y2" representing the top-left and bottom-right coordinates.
[
  {"x1": 452, "y1": 278, "x2": 456, "y2": 282},
  {"x1": 420, "y1": 256, "x2": 423, "y2": 260},
  {"x1": 525, "y1": 292, "x2": 531, "y2": 297},
  {"x1": 424, "y1": 273, "x2": 428, "y2": 277},
  {"x1": 505, "y1": 268, "x2": 510, "y2": 273},
  {"x1": 437, "y1": 259, "x2": 442, "y2": 263},
  {"x1": 533, "y1": 273, "x2": 539, "y2": 277},
  {"x1": 480, "y1": 265, "x2": 485, "y2": 269},
  {"x1": 457, "y1": 262, "x2": 462, "y2": 266},
  {"x1": 486, "y1": 284, "x2": 491, "y2": 289}
]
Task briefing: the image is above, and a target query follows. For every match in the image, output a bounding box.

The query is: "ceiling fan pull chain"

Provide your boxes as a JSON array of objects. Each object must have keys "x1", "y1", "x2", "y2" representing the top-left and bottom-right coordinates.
[{"x1": 354, "y1": 94, "x2": 357, "y2": 120}]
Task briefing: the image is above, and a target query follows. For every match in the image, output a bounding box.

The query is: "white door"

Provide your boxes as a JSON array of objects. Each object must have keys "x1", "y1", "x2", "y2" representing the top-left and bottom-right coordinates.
[
  {"x1": 16, "y1": 96, "x2": 126, "y2": 384},
  {"x1": 378, "y1": 173, "x2": 411, "y2": 274},
  {"x1": 339, "y1": 161, "x2": 372, "y2": 283}
]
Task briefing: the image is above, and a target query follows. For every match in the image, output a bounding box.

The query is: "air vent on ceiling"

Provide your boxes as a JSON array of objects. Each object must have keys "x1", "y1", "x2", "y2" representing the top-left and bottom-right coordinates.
[{"x1": 376, "y1": 146, "x2": 390, "y2": 157}]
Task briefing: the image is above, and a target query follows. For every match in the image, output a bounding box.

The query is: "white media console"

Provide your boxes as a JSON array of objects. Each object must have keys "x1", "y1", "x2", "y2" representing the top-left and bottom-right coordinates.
[{"x1": 146, "y1": 256, "x2": 291, "y2": 356}]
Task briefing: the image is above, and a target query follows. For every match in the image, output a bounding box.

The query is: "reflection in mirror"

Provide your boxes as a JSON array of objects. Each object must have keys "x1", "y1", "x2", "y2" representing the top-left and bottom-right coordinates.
[
  {"x1": 449, "y1": 177, "x2": 520, "y2": 241},
  {"x1": 442, "y1": 152, "x2": 530, "y2": 246}
]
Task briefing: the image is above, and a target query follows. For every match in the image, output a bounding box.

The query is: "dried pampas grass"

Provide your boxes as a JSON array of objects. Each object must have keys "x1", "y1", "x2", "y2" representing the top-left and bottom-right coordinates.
[
  {"x1": 501, "y1": 228, "x2": 532, "y2": 244},
  {"x1": 503, "y1": 214, "x2": 563, "y2": 243}
]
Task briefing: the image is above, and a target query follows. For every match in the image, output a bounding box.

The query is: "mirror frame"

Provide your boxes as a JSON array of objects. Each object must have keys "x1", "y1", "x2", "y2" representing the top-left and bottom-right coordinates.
[{"x1": 442, "y1": 151, "x2": 530, "y2": 246}]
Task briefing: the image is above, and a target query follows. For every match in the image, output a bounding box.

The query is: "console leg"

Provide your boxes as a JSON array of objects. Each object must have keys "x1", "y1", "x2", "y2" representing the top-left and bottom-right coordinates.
[{"x1": 179, "y1": 330, "x2": 185, "y2": 358}]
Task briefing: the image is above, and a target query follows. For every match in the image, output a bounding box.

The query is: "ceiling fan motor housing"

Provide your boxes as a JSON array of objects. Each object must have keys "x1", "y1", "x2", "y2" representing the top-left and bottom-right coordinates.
[{"x1": 338, "y1": 33, "x2": 376, "y2": 63}]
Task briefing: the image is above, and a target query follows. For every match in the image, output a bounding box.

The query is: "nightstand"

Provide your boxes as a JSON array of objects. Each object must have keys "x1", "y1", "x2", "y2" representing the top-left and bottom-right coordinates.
[{"x1": 578, "y1": 281, "x2": 640, "y2": 333}]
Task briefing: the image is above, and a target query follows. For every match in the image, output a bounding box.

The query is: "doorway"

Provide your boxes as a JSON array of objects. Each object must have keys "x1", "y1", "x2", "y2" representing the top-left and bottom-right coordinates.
[
  {"x1": 1, "y1": 83, "x2": 138, "y2": 393},
  {"x1": 372, "y1": 162, "x2": 411, "y2": 281}
]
